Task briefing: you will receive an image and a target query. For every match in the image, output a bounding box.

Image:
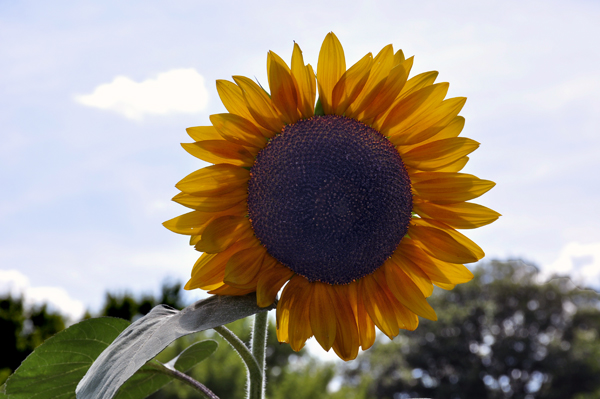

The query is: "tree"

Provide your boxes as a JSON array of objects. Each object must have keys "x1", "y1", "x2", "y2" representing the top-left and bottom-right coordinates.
[
  {"x1": 0, "y1": 295, "x2": 65, "y2": 384},
  {"x1": 342, "y1": 260, "x2": 600, "y2": 399}
]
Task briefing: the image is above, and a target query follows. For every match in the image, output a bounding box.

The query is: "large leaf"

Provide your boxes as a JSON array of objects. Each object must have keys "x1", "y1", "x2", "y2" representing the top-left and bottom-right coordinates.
[
  {"x1": 5, "y1": 317, "x2": 130, "y2": 399},
  {"x1": 77, "y1": 293, "x2": 274, "y2": 399},
  {"x1": 113, "y1": 340, "x2": 218, "y2": 399}
]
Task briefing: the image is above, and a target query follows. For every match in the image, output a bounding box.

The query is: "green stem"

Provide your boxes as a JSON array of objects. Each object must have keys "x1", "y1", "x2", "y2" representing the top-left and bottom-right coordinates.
[
  {"x1": 250, "y1": 312, "x2": 268, "y2": 399},
  {"x1": 146, "y1": 361, "x2": 219, "y2": 399},
  {"x1": 214, "y1": 325, "x2": 263, "y2": 397}
]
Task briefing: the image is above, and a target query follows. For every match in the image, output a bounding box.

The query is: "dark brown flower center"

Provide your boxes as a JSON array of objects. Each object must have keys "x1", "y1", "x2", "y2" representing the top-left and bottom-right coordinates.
[{"x1": 247, "y1": 115, "x2": 412, "y2": 284}]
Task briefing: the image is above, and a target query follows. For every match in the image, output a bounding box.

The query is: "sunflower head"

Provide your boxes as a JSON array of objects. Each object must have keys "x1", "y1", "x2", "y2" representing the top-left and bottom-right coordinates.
[{"x1": 164, "y1": 32, "x2": 499, "y2": 361}]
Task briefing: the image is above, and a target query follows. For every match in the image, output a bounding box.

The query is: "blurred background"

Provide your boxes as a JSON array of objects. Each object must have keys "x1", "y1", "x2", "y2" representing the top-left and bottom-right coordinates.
[{"x1": 1, "y1": 1, "x2": 599, "y2": 398}]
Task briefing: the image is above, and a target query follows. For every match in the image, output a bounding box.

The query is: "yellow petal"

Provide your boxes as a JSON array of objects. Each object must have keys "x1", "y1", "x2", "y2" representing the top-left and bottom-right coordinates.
[
  {"x1": 171, "y1": 192, "x2": 247, "y2": 213},
  {"x1": 397, "y1": 240, "x2": 473, "y2": 285},
  {"x1": 208, "y1": 284, "x2": 255, "y2": 296},
  {"x1": 411, "y1": 172, "x2": 496, "y2": 204},
  {"x1": 267, "y1": 51, "x2": 300, "y2": 124},
  {"x1": 389, "y1": 97, "x2": 466, "y2": 146},
  {"x1": 195, "y1": 215, "x2": 254, "y2": 253},
  {"x1": 413, "y1": 200, "x2": 501, "y2": 229},
  {"x1": 331, "y1": 53, "x2": 373, "y2": 115},
  {"x1": 216, "y1": 79, "x2": 256, "y2": 122},
  {"x1": 186, "y1": 126, "x2": 221, "y2": 141},
  {"x1": 345, "y1": 44, "x2": 394, "y2": 119},
  {"x1": 309, "y1": 282, "x2": 337, "y2": 351},
  {"x1": 223, "y1": 245, "x2": 267, "y2": 288},
  {"x1": 383, "y1": 260, "x2": 437, "y2": 321},
  {"x1": 256, "y1": 261, "x2": 293, "y2": 307},
  {"x1": 317, "y1": 32, "x2": 346, "y2": 115},
  {"x1": 181, "y1": 141, "x2": 255, "y2": 166},
  {"x1": 163, "y1": 210, "x2": 214, "y2": 235},
  {"x1": 286, "y1": 277, "x2": 314, "y2": 351},
  {"x1": 372, "y1": 269, "x2": 419, "y2": 331},
  {"x1": 186, "y1": 237, "x2": 258, "y2": 289},
  {"x1": 233, "y1": 75, "x2": 284, "y2": 133},
  {"x1": 379, "y1": 83, "x2": 449, "y2": 137},
  {"x1": 359, "y1": 274, "x2": 399, "y2": 339},
  {"x1": 330, "y1": 284, "x2": 360, "y2": 361},
  {"x1": 408, "y1": 218, "x2": 485, "y2": 263},
  {"x1": 401, "y1": 137, "x2": 479, "y2": 171},
  {"x1": 398, "y1": 71, "x2": 439, "y2": 100},
  {"x1": 436, "y1": 156, "x2": 469, "y2": 172},
  {"x1": 172, "y1": 188, "x2": 246, "y2": 213},
  {"x1": 291, "y1": 43, "x2": 316, "y2": 119},
  {"x1": 359, "y1": 56, "x2": 414, "y2": 123},
  {"x1": 389, "y1": 252, "x2": 434, "y2": 297},
  {"x1": 210, "y1": 113, "x2": 268, "y2": 148},
  {"x1": 176, "y1": 163, "x2": 249, "y2": 196},
  {"x1": 394, "y1": 49, "x2": 406, "y2": 65},
  {"x1": 346, "y1": 282, "x2": 375, "y2": 350}
]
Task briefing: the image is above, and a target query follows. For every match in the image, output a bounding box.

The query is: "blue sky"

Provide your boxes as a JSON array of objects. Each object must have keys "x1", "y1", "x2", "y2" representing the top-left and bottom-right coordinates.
[{"x1": 1, "y1": 0, "x2": 599, "y2": 321}]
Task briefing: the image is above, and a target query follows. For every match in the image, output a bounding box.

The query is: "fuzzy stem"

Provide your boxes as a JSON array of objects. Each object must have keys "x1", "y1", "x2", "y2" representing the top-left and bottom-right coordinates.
[
  {"x1": 249, "y1": 312, "x2": 269, "y2": 399},
  {"x1": 214, "y1": 325, "x2": 263, "y2": 398}
]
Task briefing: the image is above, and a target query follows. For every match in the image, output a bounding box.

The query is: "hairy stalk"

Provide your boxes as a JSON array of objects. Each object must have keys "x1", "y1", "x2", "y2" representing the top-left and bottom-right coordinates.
[
  {"x1": 146, "y1": 361, "x2": 219, "y2": 399},
  {"x1": 214, "y1": 325, "x2": 263, "y2": 398},
  {"x1": 249, "y1": 312, "x2": 269, "y2": 399}
]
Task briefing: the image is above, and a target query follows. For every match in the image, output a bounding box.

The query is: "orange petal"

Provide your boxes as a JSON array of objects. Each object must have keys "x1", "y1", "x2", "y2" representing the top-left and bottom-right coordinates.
[
  {"x1": 216, "y1": 80, "x2": 256, "y2": 123},
  {"x1": 285, "y1": 276, "x2": 314, "y2": 351},
  {"x1": 181, "y1": 140, "x2": 255, "y2": 166},
  {"x1": 401, "y1": 137, "x2": 479, "y2": 171},
  {"x1": 186, "y1": 126, "x2": 222, "y2": 141},
  {"x1": 196, "y1": 215, "x2": 254, "y2": 253},
  {"x1": 389, "y1": 252, "x2": 434, "y2": 297},
  {"x1": 372, "y1": 269, "x2": 419, "y2": 331},
  {"x1": 379, "y1": 83, "x2": 449, "y2": 137},
  {"x1": 268, "y1": 51, "x2": 300, "y2": 124},
  {"x1": 233, "y1": 75, "x2": 284, "y2": 133},
  {"x1": 436, "y1": 156, "x2": 469, "y2": 172},
  {"x1": 397, "y1": 240, "x2": 471, "y2": 285},
  {"x1": 317, "y1": 32, "x2": 346, "y2": 115},
  {"x1": 346, "y1": 282, "x2": 375, "y2": 350},
  {"x1": 163, "y1": 210, "x2": 215, "y2": 236},
  {"x1": 331, "y1": 52, "x2": 373, "y2": 115},
  {"x1": 359, "y1": 56, "x2": 414, "y2": 123},
  {"x1": 408, "y1": 218, "x2": 485, "y2": 263},
  {"x1": 256, "y1": 261, "x2": 293, "y2": 307},
  {"x1": 383, "y1": 260, "x2": 437, "y2": 320},
  {"x1": 345, "y1": 44, "x2": 395, "y2": 119},
  {"x1": 330, "y1": 284, "x2": 360, "y2": 361},
  {"x1": 390, "y1": 97, "x2": 467, "y2": 146},
  {"x1": 411, "y1": 172, "x2": 496, "y2": 204},
  {"x1": 210, "y1": 113, "x2": 268, "y2": 148},
  {"x1": 223, "y1": 245, "x2": 267, "y2": 289},
  {"x1": 171, "y1": 188, "x2": 246, "y2": 213},
  {"x1": 208, "y1": 284, "x2": 255, "y2": 296},
  {"x1": 413, "y1": 200, "x2": 501, "y2": 229},
  {"x1": 309, "y1": 282, "x2": 337, "y2": 351},
  {"x1": 359, "y1": 274, "x2": 399, "y2": 339},
  {"x1": 186, "y1": 237, "x2": 258, "y2": 289},
  {"x1": 291, "y1": 43, "x2": 316, "y2": 119},
  {"x1": 176, "y1": 164, "x2": 249, "y2": 196}
]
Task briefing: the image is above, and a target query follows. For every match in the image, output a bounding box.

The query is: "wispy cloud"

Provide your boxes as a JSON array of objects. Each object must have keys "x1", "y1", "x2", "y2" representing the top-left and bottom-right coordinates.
[
  {"x1": 0, "y1": 269, "x2": 86, "y2": 321},
  {"x1": 542, "y1": 242, "x2": 600, "y2": 289},
  {"x1": 75, "y1": 68, "x2": 209, "y2": 120}
]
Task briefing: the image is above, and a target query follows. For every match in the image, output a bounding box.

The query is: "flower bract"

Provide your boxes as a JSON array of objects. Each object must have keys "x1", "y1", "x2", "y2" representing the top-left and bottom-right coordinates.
[{"x1": 164, "y1": 32, "x2": 499, "y2": 361}]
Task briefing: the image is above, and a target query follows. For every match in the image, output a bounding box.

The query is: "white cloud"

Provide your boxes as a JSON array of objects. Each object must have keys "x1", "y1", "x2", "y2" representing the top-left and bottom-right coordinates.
[
  {"x1": 75, "y1": 68, "x2": 209, "y2": 120},
  {"x1": 541, "y1": 242, "x2": 600, "y2": 289},
  {"x1": 0, "y1": 269, "x2": 86, "y2": 321}
]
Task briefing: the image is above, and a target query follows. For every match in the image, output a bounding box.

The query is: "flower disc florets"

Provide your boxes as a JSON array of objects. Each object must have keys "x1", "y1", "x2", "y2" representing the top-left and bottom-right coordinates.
[{"x1": 247, "y1": 115, "x2": 413, "y2": 284}]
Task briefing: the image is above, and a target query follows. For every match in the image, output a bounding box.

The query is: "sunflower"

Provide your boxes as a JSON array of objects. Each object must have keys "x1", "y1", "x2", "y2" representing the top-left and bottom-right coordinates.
[{"x1": 164, "y1": 32, "x2": 499, "y2": 361}]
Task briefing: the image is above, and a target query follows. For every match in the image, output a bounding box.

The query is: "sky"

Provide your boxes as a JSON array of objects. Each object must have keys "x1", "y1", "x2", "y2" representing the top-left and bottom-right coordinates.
[{"x1": 1, "y1": 0, "x2": 599, "y2": 328}]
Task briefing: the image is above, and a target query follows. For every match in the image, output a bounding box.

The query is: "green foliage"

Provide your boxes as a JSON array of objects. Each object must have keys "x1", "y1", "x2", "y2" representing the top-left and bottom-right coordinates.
[
  {"x1": 0, "y1": 295, "x2": 65, "y2": 382},
  {"x1": 4, "y1": 317, "x2": 129, "y2": 399},
  {"x1": 342, "y1": 260, "x2": 600, "y2": 399}
]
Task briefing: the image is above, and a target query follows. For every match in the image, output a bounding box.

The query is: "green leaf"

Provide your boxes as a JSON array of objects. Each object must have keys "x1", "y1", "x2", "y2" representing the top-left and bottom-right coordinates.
[
  {"x1": 1, "y1": 384, "x2": 7, "y2": 399},
  {"x1": 77, "y1": 293, "x2": 274, "y2": 399},
  {"x1": 170, "y1": 340, "x2": 219, "y2": 372},
  {"x1": 314, "y1": 96, "x2": 324, "y2": 116},
  {"x1": 5, "y1": 317, "x2": 130, "y2": 399}
]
